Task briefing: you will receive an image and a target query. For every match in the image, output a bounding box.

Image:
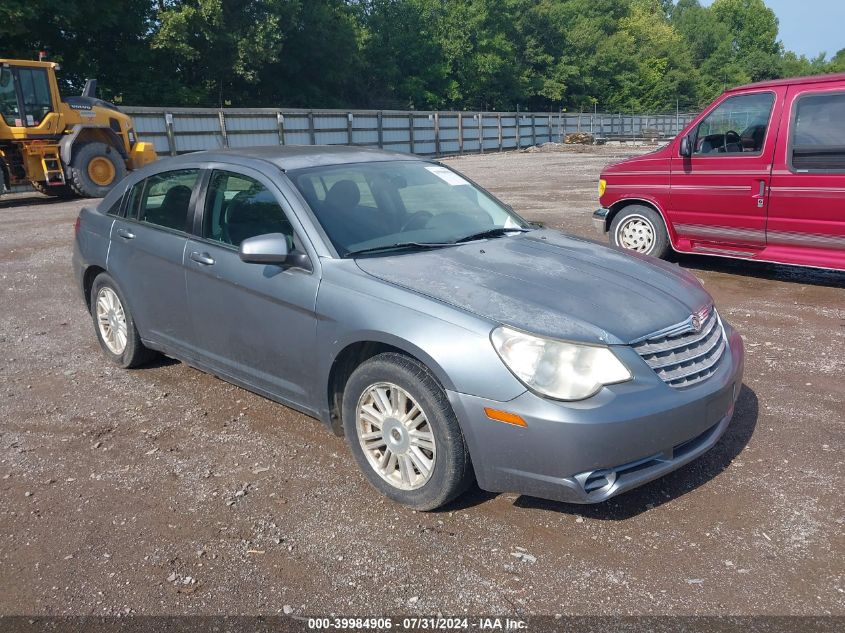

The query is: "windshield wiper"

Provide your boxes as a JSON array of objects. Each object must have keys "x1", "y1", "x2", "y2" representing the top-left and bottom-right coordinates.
[
  {"x1": 453, "y1": 227, "x2": 531, "y2": 243},
  {"x1": 345, "y1": 242, "x2": 452, "y2": 257}
]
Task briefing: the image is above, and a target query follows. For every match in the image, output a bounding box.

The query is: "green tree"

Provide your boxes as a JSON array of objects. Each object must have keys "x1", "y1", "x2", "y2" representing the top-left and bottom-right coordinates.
[
  {"x1": 710, "y1": 0, "x2": 782, "y2": 82},
  {"x1": 358, "y1": 0, "x2": 450, "y2": 108},
  {"x1": 0, "y1": 0, "x2": 165, "y2": 104}
]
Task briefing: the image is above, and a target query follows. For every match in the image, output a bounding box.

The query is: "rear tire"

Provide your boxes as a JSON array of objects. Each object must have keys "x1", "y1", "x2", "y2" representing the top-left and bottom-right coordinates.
[
  {"x1": 342, "y1": 352, "x2": 473, "y2": 510},
  {"x1": 610, "y1": 204, "x2": 670, "y2": 259},
  {"x1": 90, "y1": 272, "x2": 156, "y2": 368},
  {"x1": 67, "y1": 142, "x2": 127, "y2": 198}
]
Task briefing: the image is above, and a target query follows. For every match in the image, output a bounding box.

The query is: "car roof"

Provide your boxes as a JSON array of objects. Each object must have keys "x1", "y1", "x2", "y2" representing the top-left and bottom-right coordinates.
[
  {"x1": 726, "y1": 72, "x2": 845, "y2": 93},
  {"x1": 159, "y1": 145, "x2": 423, "y2": 172}
]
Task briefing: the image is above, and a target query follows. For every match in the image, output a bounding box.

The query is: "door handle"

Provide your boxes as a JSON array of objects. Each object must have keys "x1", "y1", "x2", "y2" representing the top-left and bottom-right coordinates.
[
  {"x1": 190, "y1": 251, "x2": 215, "y2": 266},
  {"x1": 116, "y1": 228, "x2": 135, "y2": 240},
  {"x1": 756, "y1": 180, "x2": 766, "y2": 208}
]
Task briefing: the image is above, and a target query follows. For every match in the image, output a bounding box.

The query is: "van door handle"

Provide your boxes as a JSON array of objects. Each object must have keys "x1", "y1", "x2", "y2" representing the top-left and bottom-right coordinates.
[
  {"x1": 116, "y1": 228, "x2": 135, "y2": 240},
  {"x1": 190, "y1": 251, "x2": 215, "y2": 266},
  {"x1": 758, "y1": 181, "x2": 766, "y2": 196}
]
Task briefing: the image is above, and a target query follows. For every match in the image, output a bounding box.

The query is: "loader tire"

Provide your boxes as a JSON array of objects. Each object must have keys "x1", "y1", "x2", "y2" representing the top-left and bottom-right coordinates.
[
  {"x1": 67, "y1": 142, "x2": 126, "y2": 198},
  {"x1": 31, "y1": 181, "x2": 77, "y2": 198}
]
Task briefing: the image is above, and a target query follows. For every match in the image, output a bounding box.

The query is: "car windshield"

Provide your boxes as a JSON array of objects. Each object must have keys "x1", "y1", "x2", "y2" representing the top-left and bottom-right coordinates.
[{"x1": 287, "y1": 160, "x2": 529, "y2": 256}]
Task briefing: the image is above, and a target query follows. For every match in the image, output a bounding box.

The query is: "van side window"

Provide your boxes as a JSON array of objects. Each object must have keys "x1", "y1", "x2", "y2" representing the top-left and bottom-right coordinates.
[
  {"x1": 135, "y1": 169, "x2": 199, "y2": 232},
  {"x1": 693, "y1": 93, "x2": 774, "y2": 156},
  {"x1": 791, "y1": 92, "x2": 845, "y2": 172}
]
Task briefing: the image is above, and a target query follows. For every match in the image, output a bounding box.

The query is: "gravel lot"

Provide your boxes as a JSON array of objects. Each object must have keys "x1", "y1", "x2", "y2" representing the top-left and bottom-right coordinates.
[{"x1": 0, "y1": 145, "x2": 843, "y2": 618}]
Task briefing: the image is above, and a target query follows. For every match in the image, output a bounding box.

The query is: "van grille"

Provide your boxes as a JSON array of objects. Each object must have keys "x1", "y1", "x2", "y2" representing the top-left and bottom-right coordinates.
[{"x1": 632, "y1": 307, "x2": 726, "y2": 388}]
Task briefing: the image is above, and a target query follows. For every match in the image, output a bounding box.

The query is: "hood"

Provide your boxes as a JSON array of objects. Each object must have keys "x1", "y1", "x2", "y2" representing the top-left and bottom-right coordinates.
[
  {"x1": 602, "y1": 143, "x2": 673, "y2": 176},
  {"x1": 355, "y1": 230, "x2": 712, "y2": 345}
]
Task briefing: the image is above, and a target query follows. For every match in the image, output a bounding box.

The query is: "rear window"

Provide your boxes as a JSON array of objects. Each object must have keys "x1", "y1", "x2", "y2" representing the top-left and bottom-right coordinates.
[{"x1": 791, "y1": 92, "x2": 845, "y2": 173}]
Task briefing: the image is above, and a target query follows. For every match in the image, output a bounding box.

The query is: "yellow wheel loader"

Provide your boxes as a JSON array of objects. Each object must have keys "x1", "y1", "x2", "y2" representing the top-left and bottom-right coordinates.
[{"x1": 0, "y1": 59, "x2": 157, "y2": 199}]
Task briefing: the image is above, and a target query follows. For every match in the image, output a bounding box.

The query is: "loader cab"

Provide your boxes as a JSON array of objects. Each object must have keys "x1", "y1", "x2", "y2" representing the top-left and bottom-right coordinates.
[{"x1": 0, "y1": 61, "x2": 59, "y2": 130}]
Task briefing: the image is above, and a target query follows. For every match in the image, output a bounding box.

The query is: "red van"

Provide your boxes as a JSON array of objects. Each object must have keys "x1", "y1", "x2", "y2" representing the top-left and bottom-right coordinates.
[{"x1": 594, "y1": 73, "x2": 845, "y2": 272}]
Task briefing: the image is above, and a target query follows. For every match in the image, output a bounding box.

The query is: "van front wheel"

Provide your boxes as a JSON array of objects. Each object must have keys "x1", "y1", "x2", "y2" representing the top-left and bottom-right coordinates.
[{"x1": 610, "y1": 205, "x2": 670, "y2": 259}]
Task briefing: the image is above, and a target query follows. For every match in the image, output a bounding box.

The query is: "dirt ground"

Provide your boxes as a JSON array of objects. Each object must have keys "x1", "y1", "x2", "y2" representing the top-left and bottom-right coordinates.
[{"x1": 0, "y1": 145, "x2": 843, "y2": 618}]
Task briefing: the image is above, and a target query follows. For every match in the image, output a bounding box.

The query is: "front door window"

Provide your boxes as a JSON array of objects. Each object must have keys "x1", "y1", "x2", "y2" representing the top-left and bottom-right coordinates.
[
  {"x1": 203, "y1": 170, "x2": 295, "y2": 249},
  {"x1": 694, "y1": 92, "x2": 775, "y2": 156}
]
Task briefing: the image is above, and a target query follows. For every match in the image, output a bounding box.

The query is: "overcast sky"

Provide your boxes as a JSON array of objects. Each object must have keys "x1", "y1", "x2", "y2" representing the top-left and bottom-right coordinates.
[{"x1": 699, "y1": 0, "x2": 844, "y2": 59}]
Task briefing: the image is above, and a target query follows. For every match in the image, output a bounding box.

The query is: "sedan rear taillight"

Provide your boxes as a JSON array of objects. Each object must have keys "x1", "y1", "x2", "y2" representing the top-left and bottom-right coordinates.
[{"x1": 74, "y1": 215, "x2": 81, "y2": 235}]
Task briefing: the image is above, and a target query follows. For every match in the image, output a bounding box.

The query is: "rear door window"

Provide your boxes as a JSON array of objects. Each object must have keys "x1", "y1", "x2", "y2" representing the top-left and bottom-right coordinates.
[
  {"x1": 131, "y1": 169, "x2": 200, "y2": 232},
  {"x1": 694, "y1": 92, "x2": 775, "y2": 156},
  {"x1": 791, "y1": 92, "x2": 845, "y2": 173}
]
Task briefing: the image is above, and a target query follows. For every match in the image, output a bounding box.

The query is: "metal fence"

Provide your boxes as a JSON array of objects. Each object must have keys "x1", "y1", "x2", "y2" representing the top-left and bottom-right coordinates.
[{"x1": 122, "y1": 107, "x2": 699, "y2": 158}]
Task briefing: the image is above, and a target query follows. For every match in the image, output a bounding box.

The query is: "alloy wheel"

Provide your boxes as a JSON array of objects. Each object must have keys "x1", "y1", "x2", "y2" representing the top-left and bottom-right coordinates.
[
  {"x1": 356, "y1": 382, "x2": 436, "y2": 490},
  {"x1": 95, "y1": 287, "x2": 128, "y2": 355}
]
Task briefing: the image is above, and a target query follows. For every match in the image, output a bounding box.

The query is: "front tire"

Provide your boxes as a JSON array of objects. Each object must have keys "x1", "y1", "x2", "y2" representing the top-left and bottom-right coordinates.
[
  {"x1": 67, "y1": 142, "x2": 127, "y2": 198},
  {"x1": 342, "y1": 353, "x2": 473, "y2": 510},
  {"x1": 610, "y1": 204, "x2": 670, "y2": 259},
  {"x1": 90, "y1": 272, "x2": 155, "y2": 368}
]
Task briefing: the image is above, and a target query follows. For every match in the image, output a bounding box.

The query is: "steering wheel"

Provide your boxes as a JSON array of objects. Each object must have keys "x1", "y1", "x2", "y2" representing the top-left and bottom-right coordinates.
[
  {"x1": 723, "y1": 130, "x2": 742, "y2": 153},
  {"x1": 401, "y1": 210, "x2": 433, "y2": 232}
]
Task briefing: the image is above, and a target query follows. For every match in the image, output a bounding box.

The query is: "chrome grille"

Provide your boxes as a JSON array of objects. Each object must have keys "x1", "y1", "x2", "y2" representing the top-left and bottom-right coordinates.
[{"x1": 632, "y1": 307, "x2": 726, "y2": 388}]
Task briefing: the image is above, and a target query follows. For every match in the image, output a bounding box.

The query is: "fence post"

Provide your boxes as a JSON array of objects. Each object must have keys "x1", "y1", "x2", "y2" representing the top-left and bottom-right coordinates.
[
  {"x1": 434, "y1": 112, "x2": 441, "y2": 157},
  {"x1": 377, "y1": 111, "x2": 384, "y2": 149},
  {"x1": 276, "y1": 112, "x2": 285, "y2": 145},
  {"x1": 347, "y1": 112, "x2": 353, "y2": 146},
  {"x1": 164, "y1": 112, "x2": 176, "y2": 156},
  {"x1": 548, "y1": 114, "x2": 552, "y2": 143},
  {"x1": 408, "y1": 112, "x2": 415, "y2": 154},
  {"x1": 217, "y1": 111, "x2": 229, "y2": 149},
  {"x1": 308, "y1": 112, "x2": 316, "y2": 145},
  {"x1": 531, "y1": 114, "x2": 536, "y2": 146},
  {"x1": 478, "y1": 114, "x2": 483, "y2": 154},
  {"x1": 497, "y1": 114, "x2": 503, "y2": 151},
  {"x1": 515, "y1": 114, "x2": 521, "y2": 148},
  {"x1": 457, "y1": 112, "x2": 463, "y2": 155}
]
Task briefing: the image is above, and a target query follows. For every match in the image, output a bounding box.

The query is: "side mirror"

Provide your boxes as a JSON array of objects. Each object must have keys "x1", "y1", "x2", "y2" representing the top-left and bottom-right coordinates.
[
  {"x1": 239, "y1": 233, "x2": 310, "y2": 271},
  {"x1": 679, "y1": 133, "x2": 693, "y2": 158}
]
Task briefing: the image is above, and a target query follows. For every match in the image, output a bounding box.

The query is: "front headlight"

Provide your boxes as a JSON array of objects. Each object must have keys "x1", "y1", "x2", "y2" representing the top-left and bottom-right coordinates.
[
  {"x1": 491, "y1": 326, "x2": 632, "y2": 401},
  {"x1": 598, "y1": 178, "x2": 607, "y2": 197}
]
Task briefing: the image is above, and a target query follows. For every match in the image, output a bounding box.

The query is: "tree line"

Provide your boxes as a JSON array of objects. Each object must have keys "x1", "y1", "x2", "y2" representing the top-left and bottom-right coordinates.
[{"x1": 2, "y1": 0, "x2": 843, "y2": 113}]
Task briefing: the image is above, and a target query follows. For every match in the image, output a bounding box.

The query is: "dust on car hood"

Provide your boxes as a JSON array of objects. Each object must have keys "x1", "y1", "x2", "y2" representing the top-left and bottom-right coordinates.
[{"x1": 355, "y1": 229, "x2": 712, "y2": 345}]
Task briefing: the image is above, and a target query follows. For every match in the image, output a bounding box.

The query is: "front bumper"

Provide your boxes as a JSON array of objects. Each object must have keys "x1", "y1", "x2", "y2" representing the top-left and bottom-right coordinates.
[
  {"x1": 592, "y1": 207, "x2": 610, "y2": 234},
  {"x1": 447, "y1": 324, "x2": 744, "y2": 504}
]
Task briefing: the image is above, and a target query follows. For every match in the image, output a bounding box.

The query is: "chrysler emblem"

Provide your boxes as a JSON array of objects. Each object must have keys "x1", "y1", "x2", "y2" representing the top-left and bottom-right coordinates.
[{"x1": 691, "y1": 315, "x2": 702, "y2": 331}]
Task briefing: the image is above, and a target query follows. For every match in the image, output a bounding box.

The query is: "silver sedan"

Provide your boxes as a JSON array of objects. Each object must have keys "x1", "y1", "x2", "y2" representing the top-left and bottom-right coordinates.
[{"x1": 72, "y1": 146, "x2": 744, "y2": 510}]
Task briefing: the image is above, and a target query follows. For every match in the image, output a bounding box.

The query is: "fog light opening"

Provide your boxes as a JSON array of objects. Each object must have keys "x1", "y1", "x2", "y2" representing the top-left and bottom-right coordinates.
[{"x1": 582, "y1": 469, "x2": 617, "y2": 494}]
